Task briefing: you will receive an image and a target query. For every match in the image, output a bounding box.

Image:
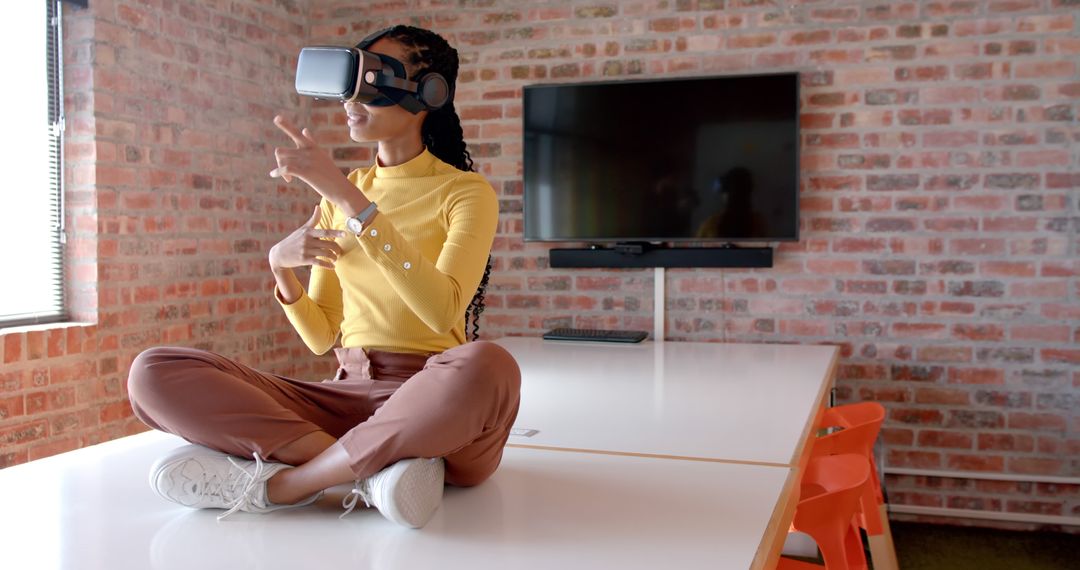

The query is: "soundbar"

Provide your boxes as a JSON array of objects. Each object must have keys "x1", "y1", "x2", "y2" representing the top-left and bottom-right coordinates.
[{"x1": 549, "y1": 245, "x2": 773, "y2": 269}]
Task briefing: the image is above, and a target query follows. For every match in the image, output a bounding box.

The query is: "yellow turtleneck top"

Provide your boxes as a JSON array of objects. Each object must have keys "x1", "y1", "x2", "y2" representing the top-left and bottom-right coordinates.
[{"x1": 274, "y1": 148, "x2": 498, "y2": 355}]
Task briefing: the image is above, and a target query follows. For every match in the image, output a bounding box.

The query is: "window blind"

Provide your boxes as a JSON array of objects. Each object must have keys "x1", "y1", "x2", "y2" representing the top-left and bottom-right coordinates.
[{"x1": 0, "y1": 1, "x2": 66, "y2": 327}]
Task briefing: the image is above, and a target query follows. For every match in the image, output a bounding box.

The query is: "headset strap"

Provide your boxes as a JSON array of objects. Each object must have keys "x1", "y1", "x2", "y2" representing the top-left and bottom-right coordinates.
[{"x1": 355, "y1": 27, "x2": 393, "y2": 50}]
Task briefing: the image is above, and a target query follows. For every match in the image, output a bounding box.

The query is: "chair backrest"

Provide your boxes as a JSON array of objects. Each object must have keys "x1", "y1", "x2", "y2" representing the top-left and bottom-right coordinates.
[{"x1": 813, "y1": 402, "x2": 885, "y2": 458}]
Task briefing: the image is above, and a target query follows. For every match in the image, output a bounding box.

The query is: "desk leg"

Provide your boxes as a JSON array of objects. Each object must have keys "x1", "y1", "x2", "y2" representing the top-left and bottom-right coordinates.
[
  {"x1": 868, "y1": 503, "x2": 900, "y2": 570},
  {"x1": 752, "y1": 466, "x2": 801, "y2": 570}
]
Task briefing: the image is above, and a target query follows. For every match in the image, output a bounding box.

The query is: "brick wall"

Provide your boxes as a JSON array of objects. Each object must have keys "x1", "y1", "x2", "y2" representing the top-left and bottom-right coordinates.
[
  {"x1": 0, "y1": 0, "x2": 1075, "y2": 528},
  {"x1": 0, "y1": 0, "x2": 337, "y2": 466},
  {"x1": 310, "y1": 0, "x2": 1079, "y2": 526}
]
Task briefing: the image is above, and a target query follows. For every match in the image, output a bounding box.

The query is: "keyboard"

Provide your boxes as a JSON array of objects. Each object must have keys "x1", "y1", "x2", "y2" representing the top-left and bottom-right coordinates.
[{"x1": 542, "y1": 328, "x2": 649, "y2": 343}]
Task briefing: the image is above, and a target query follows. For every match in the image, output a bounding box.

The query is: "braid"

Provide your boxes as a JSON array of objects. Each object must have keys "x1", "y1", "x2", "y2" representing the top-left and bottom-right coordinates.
[
  {"x1": 383, "y1": 25, "x2": 490, "y2": 341},
  {"x1": 466, "y1": 256, "x2": 492, "y2": 341},
  {"x1": 420, "y1": 101, "x2": 475, "y2": 172}
]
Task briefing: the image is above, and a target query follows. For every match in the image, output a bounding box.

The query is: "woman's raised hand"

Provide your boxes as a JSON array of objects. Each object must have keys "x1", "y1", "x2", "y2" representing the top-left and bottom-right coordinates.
[
  {"x1": 270, "y1": 115, "x2": 351, "y2": 202},
  {"x1": 269, "y1": 204, "x2": 349, "y2": 271}
]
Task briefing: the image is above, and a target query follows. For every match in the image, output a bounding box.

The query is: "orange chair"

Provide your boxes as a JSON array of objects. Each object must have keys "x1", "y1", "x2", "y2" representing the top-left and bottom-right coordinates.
[
  {"x1": 814, "y1": 403, "x2": 886, "y2": 500},
  {"x1": 778, "y1": 454, "x2": 871, "y2": 570},
  {"x1": 811, "y1": 402, "x2": 897, "y2": 570}
]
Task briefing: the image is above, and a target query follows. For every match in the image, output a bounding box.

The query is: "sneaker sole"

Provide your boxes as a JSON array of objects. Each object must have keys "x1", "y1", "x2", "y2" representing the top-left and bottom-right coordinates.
[{"x1": 380, "y1": 458, "x2": 445, "y2": 529}]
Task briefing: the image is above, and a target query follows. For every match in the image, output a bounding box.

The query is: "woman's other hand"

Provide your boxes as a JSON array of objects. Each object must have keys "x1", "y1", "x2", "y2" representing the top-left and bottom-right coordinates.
[{"x1": 269, "y1": 204, "x2": 349, "y2": 271}]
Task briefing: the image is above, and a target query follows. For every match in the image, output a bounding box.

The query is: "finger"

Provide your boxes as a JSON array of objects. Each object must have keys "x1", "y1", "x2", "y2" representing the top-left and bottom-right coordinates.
[
  {"x1": 275, "y1": 147, "x2": 301, "y2": 159},
  {"x1": 269, "y1": 167, "x2": 294, "y2": 183},
  {"x1": 309, "y1": 238, "x2": 344, "y2": 258},
  {"x1": 272, "y1": 148, "x2": 306, "y2": 182},
  {"x1": 303, "y1": 241, "x2": 340, "y2": 260},
  {"x1": 304, "y1": 205, "x2": 321, "y2": 228},
  {"x1": 309, "y1": 229, "x2": 349, "y2": 239},
  {"x1": 304, "y1": 240, "x2": 342, "y2": 260},
  {"x1": 274, "y1": 115, "x2": 311, "y2": 149},
  {"x1": 310, "y1": 258, "x2": 335, "y2": 270},
  {"x1": 301, "y1": 127, "x2": 319, "y2": 147}
]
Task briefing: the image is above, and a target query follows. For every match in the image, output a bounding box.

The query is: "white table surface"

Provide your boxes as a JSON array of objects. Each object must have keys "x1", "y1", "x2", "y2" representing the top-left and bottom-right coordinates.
[
  {"x1": 496, "y1": 337, "x2": 837, "y2": 466},
  {"x1": 0, "y1": 430, "x2": 792, "y2": 570}
]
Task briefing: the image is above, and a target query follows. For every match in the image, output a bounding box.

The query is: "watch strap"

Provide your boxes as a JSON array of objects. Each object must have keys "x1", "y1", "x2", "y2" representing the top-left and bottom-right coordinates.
[
  {"x1": 349, "y1": 200, "x2": 380, "y2": 231},
  {"x1": 354, "y1": 201, "x2": 379, "y2": 224}
]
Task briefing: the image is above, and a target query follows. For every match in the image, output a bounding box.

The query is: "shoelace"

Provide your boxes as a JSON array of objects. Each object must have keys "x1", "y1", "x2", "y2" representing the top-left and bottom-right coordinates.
[
  {"x1": 340, "y1": 478, "x2": 374, "y2": 519},
  {"x1": 217, "y1": 453, "x2": 269, "y2": 522}
]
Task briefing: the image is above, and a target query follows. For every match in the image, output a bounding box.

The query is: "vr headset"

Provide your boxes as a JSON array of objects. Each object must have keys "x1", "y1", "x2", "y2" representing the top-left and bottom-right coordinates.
[{"x1": 294, "y1": 27, "x2": 451, "y2": 115}]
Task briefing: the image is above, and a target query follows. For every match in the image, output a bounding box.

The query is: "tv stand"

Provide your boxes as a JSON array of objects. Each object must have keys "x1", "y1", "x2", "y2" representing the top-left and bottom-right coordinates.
[{"x1": 550, "y1": 242, "x2": 773, "y2": 268}]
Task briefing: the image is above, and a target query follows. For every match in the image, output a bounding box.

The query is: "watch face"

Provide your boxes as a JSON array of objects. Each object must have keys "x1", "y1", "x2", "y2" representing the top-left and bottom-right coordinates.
[{"x1": 346, "y1": 217, "x2": 362, "y2": 233}]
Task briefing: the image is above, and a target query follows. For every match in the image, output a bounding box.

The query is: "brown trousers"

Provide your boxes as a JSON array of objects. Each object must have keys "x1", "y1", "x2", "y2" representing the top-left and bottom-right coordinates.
[{"x1": 127, "y1": 341, "x2": 521, "y2": 487}]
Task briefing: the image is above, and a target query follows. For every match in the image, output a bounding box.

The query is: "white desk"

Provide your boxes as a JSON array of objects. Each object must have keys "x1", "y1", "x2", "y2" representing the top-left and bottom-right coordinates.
[
  {"x1": 0, "y1": 430, "x2": 792, "y2": 570},
  {"x1": 496, "y1": 337, "x2": 837, "y2": 467},
  {"x1": 1, "y1": 337, "x2": 836, "y2": 569}
]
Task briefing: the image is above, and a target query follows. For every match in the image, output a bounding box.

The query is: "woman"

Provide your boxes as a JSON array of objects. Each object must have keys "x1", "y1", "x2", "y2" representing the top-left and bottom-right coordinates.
[{"x1": 127, "y1": 25, "x2": 521, "y2": 529}]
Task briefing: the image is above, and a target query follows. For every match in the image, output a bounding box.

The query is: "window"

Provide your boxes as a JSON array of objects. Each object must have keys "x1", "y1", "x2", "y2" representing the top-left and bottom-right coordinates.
[{"x1": 0, "y1": 1, "x2": 66, "y2": 327}]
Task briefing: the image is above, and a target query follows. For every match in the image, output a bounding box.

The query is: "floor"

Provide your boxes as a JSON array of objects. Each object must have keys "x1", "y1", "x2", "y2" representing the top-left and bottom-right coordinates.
[{"x1": 891, "y1": 521, "x2": 1080, "y2": 570}]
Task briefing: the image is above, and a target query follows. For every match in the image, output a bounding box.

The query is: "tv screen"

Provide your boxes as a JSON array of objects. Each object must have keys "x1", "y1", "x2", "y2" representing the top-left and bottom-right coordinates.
[{"x1": 523, "y1": 72, "x2": 799, "y2": 243}]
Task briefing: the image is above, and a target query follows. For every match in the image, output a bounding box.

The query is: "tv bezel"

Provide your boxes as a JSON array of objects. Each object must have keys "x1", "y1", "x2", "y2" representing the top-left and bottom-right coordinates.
[{"x1": 521, "y1": 71, "x2": 801, "y2": 244}]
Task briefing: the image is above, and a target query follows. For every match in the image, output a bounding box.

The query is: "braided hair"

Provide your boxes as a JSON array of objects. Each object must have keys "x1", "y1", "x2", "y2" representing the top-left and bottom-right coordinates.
[{"x1": 382, "y1": 25, "x2": 492, "y2": 342}]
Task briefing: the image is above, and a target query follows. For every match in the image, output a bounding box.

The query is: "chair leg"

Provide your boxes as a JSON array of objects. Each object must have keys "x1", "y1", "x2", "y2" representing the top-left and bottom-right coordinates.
[
  {"x1": 859, "y1": 486, "x2": 883, "y2": 535},
  {"x1": 843, "y1": 520, "x2": 869, "y2": 570},
  {"x1": 867, "y1": 503, "x2": 899, "y2": 570}
]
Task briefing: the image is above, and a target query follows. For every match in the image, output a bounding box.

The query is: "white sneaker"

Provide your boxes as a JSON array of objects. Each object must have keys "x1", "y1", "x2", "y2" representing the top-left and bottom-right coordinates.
[
  {"x1": 340, "y1": 457, "x2": 445, "y2": 528},
  {"x1": 149, "y1": 443, "x2": 323, "y2": 521}
]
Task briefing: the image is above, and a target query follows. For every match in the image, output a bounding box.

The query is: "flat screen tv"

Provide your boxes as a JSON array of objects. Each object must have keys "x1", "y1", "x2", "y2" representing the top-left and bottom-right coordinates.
[{"x1": 523, "y1": 72, "x2": 799, "y2": 244}]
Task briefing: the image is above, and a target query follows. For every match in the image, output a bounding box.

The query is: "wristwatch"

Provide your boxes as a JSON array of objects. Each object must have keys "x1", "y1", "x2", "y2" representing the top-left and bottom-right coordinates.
[{"x1": 345, "y1": 201, "x2": 379, "y2": 235}]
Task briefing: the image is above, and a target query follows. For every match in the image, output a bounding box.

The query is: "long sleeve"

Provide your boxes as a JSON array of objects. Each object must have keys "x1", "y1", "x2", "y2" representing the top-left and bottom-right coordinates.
[
  {"x1": 273, "y1": 148, "x2": 501, "y2": 355},
  {"x1": 274, "y1": 200, "x2": 346, "y2": 354},
  {"x1": 353, "y1": 178, "x2": 498, "y2": 334}
]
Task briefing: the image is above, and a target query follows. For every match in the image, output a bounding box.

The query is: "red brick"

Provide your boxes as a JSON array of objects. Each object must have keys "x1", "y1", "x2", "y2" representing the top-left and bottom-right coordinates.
[
  {"x1": 891, "y1": 408, "x2": 944, "y2": 426},
  {"x1": 1008, "y1": 457, "x2": 1065, "y2": 476},
  {"x1": 917, "y1": 346, "x2": 972, "y2": 363},
  {"x1": 888, "y1": 450, "x2": 941, "y2": 469},
  {"x1": 892, "y1": 323, "x2": 947, "y2": 338},
  {"x1": 1005, "y1": 500, "x2": 1063, "y2": 516},
  {"x1": 948, "y1": 368, "x2": 1004, "y2": 385},
  {"x1": 916, "y1": 388, "x2": 970, "y2": 405},
  {"x1": 859, "y1": 384, "x2": 911, "y2": 403},
  {"x1": 1035, "y1": 435, "x2": 1063, "y2": 454},
  {"x1": 4, "y1": 334, "x2": 22, "y2": 364},
  {"x1": 0, "y1": 420, "x2": 49, "y2": 445},
  {"x1": 0, "y1": 395, "x2": 25, "y2": 420},
  {"x1": 946, "y1": 496, "x2": 1002, "y2": 511},
  {"x1": 973, "y1": 480, "x2": 1032, "y2": 495},
  {"x1": 892, "y1": 491, "x2": 944, "y2": 508},
  {"x1": 918, "y1": 430, "x2": 973, "y2": 449},
  {"x1": 99, "y1": 401, "x2": 135, "y2": 424},
  {"x1": 880, "y1": 427, "x2": 914, "y2": 446},
  {"x1": 458, "y1": 105, "x2": 503, "y2": 121},
  {"x1": 1008, "y1": 412, "x2": 1067, "y2": 431},
  {"x1": 1041, "y1": 349, "x2": 1080, "y2": 364},
  {"x1": 0, "y1": 448, "x2": 27, "y2": 468},
  {"x1": 727, "y1": 33, "x2": 776, "y2": 49},
  {"x1": 1010, "y1": 325, "x2": 1071, "y2": 343},
  {"x1": 978, "y1": 434, "x2": 1035, "y2": 452},
  {"x1": 27, "y1": 437, "x2": 82, "y2": 461},
  {"x1": 947, "y1": 454, "x2": 1005, "y2": 472}
]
